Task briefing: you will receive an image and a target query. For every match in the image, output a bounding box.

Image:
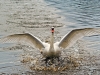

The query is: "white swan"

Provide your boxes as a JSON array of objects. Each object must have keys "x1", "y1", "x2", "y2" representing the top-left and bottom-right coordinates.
[{"x1": 0, "y1": 27, "x2": 100, "y2": 64}]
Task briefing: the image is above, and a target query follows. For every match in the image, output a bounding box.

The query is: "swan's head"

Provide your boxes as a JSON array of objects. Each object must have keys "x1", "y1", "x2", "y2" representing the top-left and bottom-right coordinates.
[{"x1": 51, "y1": 27, "x2": 54, "y2": 33}]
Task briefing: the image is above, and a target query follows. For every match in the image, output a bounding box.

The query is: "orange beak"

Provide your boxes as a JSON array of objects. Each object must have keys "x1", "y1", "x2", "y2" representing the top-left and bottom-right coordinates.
[{"x1": 51, "y1": 27, "x2": 54, "y2": 33}]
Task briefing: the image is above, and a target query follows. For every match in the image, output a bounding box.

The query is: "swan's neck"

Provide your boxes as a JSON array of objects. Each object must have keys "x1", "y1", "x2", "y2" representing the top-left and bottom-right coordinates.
[{"x1": 49, "y1": 30, "x2": 54, "y2": 52}]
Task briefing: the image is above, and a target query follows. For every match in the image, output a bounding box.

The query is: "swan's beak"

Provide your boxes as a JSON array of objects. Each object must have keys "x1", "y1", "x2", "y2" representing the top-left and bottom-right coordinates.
[{"x1": 51, "y1": 27, "x2": 54, "y2": 33}]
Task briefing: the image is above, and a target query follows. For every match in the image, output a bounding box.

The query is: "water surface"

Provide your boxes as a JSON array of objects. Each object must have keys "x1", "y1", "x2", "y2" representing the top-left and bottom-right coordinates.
[{"x1": 45, "y1": 0, "x2": 100, "y2": 28}]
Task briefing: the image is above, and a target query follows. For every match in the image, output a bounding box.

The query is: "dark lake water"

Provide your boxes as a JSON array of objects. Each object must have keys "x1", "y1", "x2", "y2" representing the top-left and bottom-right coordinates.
[{"x1": 45, "y1": 0, "x2": 100, "y2": 28}]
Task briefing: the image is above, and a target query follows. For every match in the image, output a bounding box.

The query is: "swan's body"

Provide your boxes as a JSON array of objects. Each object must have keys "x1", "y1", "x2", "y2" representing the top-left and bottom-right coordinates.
[{"x1": 0, "y1": 27, "x2": 100, "y2": 63}]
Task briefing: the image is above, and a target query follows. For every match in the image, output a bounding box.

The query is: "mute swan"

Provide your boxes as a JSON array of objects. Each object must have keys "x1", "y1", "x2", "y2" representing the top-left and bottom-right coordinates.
[{"x1": 0, "y1": 27, "x2": 100, "y2": 64}]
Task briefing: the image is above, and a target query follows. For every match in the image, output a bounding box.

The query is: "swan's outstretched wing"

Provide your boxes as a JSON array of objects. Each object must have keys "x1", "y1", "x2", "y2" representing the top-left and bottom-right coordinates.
[
  {"x1": 0, "y1": 33, "x2": 45, "y2": 50},
  {"x1": 59, "y1": 28, "x2": 100, "y2": 49}
]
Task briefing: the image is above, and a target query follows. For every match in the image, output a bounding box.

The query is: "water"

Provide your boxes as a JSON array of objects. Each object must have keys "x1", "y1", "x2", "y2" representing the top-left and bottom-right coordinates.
[
  {"x1": 45, "y1": 0, "x2": 100, "y2": 49},
  {"x1": 0, "y1": 0, "x2": 100, "y2": 74},
  {"x1": 45, "y1": 0, "x2": 100, "y2": 28},
  {"x1": 0, "y1": 50, "x2": 25, "y2": 73}
]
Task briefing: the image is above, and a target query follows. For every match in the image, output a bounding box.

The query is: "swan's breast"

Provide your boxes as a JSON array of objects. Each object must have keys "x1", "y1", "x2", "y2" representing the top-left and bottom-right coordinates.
[
  {"x1": 42, "y1": 42, "x2": 61, "y2": 57},
  {"x1": 54, "y1": 42, "x2": 61, "y2": 55}
]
